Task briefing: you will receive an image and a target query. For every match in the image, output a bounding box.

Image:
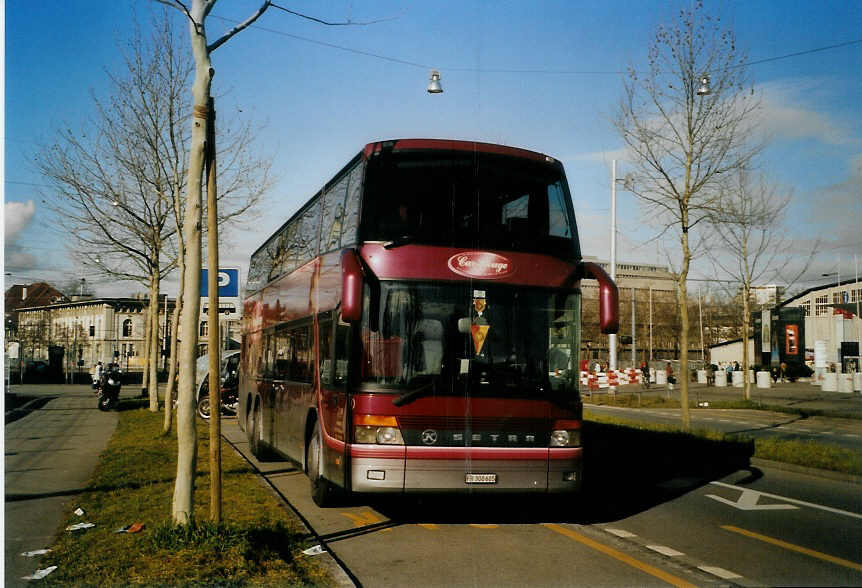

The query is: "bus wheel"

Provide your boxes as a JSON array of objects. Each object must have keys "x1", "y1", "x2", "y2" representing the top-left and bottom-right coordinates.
[
  {"x1": 308, "y1": 425, "x2": 336, "y2": 507},
  {"x1": 248, "y1": 402, "x2": 263, "y2": 458}
]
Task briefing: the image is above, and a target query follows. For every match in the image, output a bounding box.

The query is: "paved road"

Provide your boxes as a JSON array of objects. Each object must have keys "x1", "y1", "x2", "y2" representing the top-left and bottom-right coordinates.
[
  {"x1": 592, "y1": 379, "x2": 862, "y2": 417},
  {"x1": 4, "y1": 385, "x2": 119, "y2": 586},
  {"x1": 224, "y1": 420, "x2": 862, "y2": 587},
  {"x1": 586, "y1": 404, "x2": 862, "y2": 451}
]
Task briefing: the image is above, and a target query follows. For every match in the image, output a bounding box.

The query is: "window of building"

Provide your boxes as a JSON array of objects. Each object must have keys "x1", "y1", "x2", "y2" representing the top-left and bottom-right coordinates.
[
  {"x1": 89, "y1": 325, "x2": 95, "y2": 337},
  {"x1": 200, "y1": 321, "x2": 208, "y2": 337},
  {"x1": 815, "y1": 295, "x2": 829, "y2": 316},
  {"x1": 122, "y1": 319, "x2": 133, "y2": 337},
  {"x1": 801, "y1": 301, "x2": 810, "y2": 317}
]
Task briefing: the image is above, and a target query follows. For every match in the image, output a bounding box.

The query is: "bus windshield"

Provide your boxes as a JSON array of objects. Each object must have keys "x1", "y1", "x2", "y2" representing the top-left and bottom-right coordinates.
[
  {"x1": 360, "y1": 282, "x2": 581, "y2": 403},
  {"x1": 361, "y1": 150, "x2": 579, "y2": 259}
]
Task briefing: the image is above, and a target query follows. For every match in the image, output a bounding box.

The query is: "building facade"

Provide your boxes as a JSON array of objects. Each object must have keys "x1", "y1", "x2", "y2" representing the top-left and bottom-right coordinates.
[
  {"x1": 780, "y1": 280, "x2": 862, "y2": 369},
  {"x1": 12, "y1": 293, "x2": 240, "y2": 382},
  {"x1": 580, "y1": 257, "x2": 682, "y2": 364}
]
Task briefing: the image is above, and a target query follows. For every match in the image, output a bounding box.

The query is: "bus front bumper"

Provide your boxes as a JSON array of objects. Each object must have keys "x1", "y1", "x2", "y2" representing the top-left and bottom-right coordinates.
[{"x1": 349, "y1": 446, "x2": 582, "y2": 493}]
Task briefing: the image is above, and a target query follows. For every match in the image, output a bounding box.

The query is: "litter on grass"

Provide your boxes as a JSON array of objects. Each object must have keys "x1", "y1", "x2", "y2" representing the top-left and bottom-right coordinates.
[
  {"x1": 65, "y1": 522, "x2": 95, "y2": 532},
  {"x1": 302, "y1": 545, "x2": 326, "y2": 556},
  {"x1": 113, "y1": 522, "x2": 145, "y2": 534},
  {"x1": 73, "y1": 507, "x2": 85, "y2": 517},
  {"x1": 22, "y1": 566, "x2": 57, "y2": 580},
  {"x1": 20, "y1": 549, "x2": 52, "y2": 558}
]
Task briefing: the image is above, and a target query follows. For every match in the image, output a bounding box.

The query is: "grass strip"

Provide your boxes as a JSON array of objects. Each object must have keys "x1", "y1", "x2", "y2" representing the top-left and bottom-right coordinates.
[
  {"x1": 585, "y1": 392, "x2": 860, "y2": 420},
  {"x1": 585, "y1": 410, "x2": 862, "y2": 476},
  {"x1": 41, "y1": 399, "x2": 334, "y2": 586}
]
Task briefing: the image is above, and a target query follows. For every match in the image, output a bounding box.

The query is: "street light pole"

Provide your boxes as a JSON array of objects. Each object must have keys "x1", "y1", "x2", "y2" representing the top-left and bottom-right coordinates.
[{"x1": 609, "y1": 160, "x2": 618, "y2": 371}]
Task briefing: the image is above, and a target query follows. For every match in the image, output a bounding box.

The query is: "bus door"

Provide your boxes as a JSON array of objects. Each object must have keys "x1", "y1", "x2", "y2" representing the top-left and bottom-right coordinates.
[{"x1": 318, "y1": 316, "x2": 350, "y2": 489}]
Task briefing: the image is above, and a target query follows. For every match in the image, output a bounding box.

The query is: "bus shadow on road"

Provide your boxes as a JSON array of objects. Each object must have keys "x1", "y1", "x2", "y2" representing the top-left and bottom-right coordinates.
[{"x1": 370, "y1": 420, "x2": 754, "y2": 526}]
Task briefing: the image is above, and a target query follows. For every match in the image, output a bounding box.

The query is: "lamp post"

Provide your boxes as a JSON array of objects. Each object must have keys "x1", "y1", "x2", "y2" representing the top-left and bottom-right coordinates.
[{"x1": 610, "y1": 160, "x2": 633, "y2": 371}]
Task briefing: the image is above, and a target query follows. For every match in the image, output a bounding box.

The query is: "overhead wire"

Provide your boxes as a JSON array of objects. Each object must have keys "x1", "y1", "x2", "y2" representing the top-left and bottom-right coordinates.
[{"x1": 211, "y1": 8, "x2": 861, "y2": 75}]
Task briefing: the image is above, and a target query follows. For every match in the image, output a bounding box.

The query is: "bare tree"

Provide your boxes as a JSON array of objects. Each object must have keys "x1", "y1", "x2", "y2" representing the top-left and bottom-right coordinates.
[
  {"x1": 615, "y1": 1, "x2": 761, "y2": 430},
  {"x1": 707, "y1": 169, "x2": 816, "y2": 399},
  {"x1": 159, "y1": 0, "x2": 272, "y2": 526},
  {"x1": 37, "y1": 18, "x2": 186, "y2": 411},
  {"x1": 37, "y1": 11, "x2": 270, "y2": 422}
]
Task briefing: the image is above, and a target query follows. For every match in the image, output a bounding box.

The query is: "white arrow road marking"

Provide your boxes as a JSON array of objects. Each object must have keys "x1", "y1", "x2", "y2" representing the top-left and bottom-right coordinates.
[
  {"x1": 708, "y1": 481, "x2": 862, "y2": 519},
  {"x1": 706, "y1": 487, "x2": 799, "y2": 511}
]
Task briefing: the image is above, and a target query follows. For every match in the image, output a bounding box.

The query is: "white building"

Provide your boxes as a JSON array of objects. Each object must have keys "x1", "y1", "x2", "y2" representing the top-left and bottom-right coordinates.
[
  {"x1": 780, "y1": 280, "x2": 862, "y2": 367},
  {"x1": 14, "y1": 294, "x2": 240, "y2": 380}
]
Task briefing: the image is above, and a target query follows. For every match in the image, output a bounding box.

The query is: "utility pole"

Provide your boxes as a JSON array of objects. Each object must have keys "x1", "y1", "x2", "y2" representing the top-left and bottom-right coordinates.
[
  {"x1": 631, "y1": 287, "x2": 636, "y2": 368},
  {"x1": 609, "y1": 160, "x2": 618, "y2": 371}
]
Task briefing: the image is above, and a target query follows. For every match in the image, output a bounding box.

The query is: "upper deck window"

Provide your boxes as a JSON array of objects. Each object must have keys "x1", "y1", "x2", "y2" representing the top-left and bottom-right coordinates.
[{"x1": 360, "y1": 150, "x2": 579, "y2": 259}]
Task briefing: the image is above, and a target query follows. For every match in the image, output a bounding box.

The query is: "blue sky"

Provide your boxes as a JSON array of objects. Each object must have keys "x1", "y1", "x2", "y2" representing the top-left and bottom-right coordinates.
[{"x1": 4, "y1": 0, "x2": 862, "y2": 297}]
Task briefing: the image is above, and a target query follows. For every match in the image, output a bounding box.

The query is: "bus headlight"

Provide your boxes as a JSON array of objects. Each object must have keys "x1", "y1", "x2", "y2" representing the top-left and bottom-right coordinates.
[
  {"x1": 353, "y1": 415, "x2": 405, "y2": 445},
  {"x1": 550, "y1": 420, "x2": 581, "y2": 447}
]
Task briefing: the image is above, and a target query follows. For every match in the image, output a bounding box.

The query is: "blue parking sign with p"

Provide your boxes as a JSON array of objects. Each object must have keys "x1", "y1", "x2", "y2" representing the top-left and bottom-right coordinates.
[{"x1": 201, "y1": 268, "x2": 239, "y2": 297}]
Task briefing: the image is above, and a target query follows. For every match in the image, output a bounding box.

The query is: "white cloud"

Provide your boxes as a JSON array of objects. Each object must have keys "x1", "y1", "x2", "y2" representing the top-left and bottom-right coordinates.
[
  {"x1": 5, "y1": 250, "x2": 37, "y2": 270},
  {"x1": 4, "y1": 200, "x2": 36, "y2": 243},
  {"x1": 756, "y1": 79, "x2": 856, "y2": 146}
]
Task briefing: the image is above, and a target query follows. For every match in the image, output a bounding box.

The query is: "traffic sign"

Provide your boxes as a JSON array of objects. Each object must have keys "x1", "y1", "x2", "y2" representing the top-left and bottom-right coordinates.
[{"x1": 200, "y1": 268, "x2": 239, "y2": 298}]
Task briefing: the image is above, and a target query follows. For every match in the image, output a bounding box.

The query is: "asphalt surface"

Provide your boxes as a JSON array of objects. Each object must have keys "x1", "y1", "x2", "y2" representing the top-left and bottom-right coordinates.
[
  {"x1": 4, "y1": 384, "x2": 120, "y2": 586},
  {"x1": 4, "y1": 380, "x2": 859, "y2": 586}
]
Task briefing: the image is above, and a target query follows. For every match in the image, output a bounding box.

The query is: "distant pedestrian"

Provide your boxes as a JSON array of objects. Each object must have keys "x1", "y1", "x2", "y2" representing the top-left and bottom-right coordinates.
[
  {"x1": 733, "y1": 361, "x2": 740, "y2": 371},
  {"x1": 666, "y1": 362, "x2": 675, "y2": 391},
  {"x1": 641, "y1": 361, "x2": 650, "y2": 389},
  {"x1": 779, "y1": 361, "x2": 788, "y2": 382}
]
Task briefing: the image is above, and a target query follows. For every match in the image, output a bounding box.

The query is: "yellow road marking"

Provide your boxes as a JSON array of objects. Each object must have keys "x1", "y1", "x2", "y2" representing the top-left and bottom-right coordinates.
[
  {"x1": 469, "y1": 524, "x2": 499, "y2": 529},
  {"x1": 544, "y1": 523, "x2": 698, "y2": 588},
  {"x1": 341, "y1": 510, "x2": 391, "y2": 531},
  {"x1": 721, "y1": 525, "x2": 862, "y2": 573}
]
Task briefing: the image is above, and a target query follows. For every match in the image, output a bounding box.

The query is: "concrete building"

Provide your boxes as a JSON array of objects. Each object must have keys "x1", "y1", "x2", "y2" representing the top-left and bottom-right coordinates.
[{"x1": 579, "y1": 257, "x2": 682, "y2": 363}]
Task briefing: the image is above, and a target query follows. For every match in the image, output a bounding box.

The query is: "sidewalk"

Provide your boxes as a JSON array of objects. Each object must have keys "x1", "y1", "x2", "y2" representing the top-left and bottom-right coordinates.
[{"x1": 588, "y1": 379, "x2": 862, "y2": 418}]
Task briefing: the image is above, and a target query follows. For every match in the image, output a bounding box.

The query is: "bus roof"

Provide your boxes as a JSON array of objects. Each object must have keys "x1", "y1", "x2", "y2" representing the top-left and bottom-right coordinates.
[{"x1": 362, "y1": 139, "x2": 556, "y2": 164}]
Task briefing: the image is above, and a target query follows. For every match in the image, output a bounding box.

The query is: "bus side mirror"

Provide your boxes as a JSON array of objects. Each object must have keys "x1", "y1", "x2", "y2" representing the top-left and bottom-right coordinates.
[
  {"x1": 579, "y1": 261, "x2": 619, "y2": 334},
  {"x1": 341, "y1": 249, "x2": 364, "y2": 323}
]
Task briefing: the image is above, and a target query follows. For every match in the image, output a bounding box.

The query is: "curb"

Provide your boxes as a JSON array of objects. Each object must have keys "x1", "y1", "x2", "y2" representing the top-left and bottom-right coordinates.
[
  {"x1": 221, "y1": 432, "x2": 357, "y2": 588},
  {"x1": 750, "y1": 457, "x2": 862, "y2": 485}
]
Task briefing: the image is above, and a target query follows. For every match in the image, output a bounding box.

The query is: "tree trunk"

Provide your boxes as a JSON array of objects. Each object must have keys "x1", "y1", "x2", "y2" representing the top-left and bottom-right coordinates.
[
  {"x1": 206, "y1": 97, "x2": 223, "y2": 523},
  {"x1": 148, "y1": 273, "x2": 161, "y2": 412},
  {"x1": 141, "y1": 308, "x2": 151, "y2": 396},
  {"x1": 163, "y1": 254, "x2": 184, "y2": 434},
  {"x1": 679, "y1": 228, "x2": 692, "y2": 431},
  {"x1": 172, "y1": 1, "x2": 212, "y2": 525},
  {"x1": 742, "y1": 284, "x2": 752, "y2": 401}
]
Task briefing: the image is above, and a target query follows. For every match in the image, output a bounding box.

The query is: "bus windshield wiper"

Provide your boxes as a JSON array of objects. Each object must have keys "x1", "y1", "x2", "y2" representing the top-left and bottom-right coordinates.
[
  {"x1": 383, "y1": 234, "x2": 415, "y2": 249},
  {"x1": 392, "y1": 379, "x2": 435, "y2": 407}
]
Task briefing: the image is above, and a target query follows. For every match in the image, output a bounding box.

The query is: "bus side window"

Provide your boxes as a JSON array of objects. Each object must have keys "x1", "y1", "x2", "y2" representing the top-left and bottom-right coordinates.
[
  {"x1": 319, "y1": 320, "x2": 333, "y2": 385},
  {"x1": 292, "y1": 325, "x2": 313, "y2": 383},
  {"x1": 274, "y1": 328, "x2": 291, "y2": 380},
  {"x1": 264, "y1": 332, "x2": 276, "y2": 379},
  {"x1": 335, "y1": 323, "x2": 350, "y2": 386}
]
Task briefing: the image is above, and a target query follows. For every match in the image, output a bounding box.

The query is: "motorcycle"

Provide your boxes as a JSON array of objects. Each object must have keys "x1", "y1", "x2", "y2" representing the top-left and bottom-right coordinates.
[
  {"x1": 97, "y1": 365, "x2": 122, "y2": 411},
  {"x1": 197, "y1": 373, "x2": 238, "y2": 420}
]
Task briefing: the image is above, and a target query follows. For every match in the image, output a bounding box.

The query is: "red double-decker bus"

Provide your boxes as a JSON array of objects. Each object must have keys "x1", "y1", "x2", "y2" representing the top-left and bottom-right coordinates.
[{"x1": 239, "y1": 139, "x2": 618, "y2": 506}]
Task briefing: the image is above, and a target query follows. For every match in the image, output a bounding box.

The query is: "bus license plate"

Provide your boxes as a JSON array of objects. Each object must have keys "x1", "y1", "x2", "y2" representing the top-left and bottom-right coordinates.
[{"x1": 465, "y1": 473, "x2": 497, "y2": 484}]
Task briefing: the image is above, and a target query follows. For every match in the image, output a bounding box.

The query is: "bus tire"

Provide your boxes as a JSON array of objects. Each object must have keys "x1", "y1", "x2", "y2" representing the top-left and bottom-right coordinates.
[
  {"x1": 308, "y1": 425, "x2": 336, "y2": 507},
  {"x1": 248, "y1": 401, "x2": 264, "y2": 459}
]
